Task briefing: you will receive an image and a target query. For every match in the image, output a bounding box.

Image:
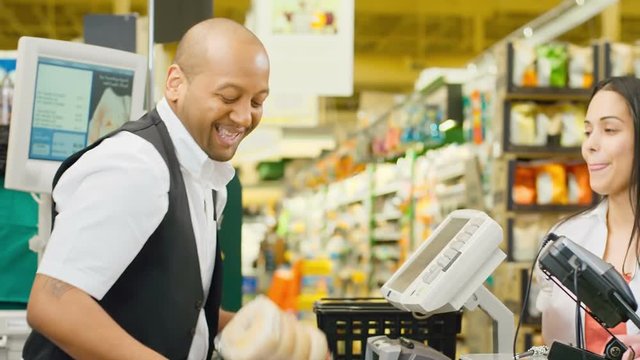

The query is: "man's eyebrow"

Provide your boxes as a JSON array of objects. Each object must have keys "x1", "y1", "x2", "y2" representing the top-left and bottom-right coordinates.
[
  {"x1": 215, "y1": 83, "x2": 242, "y2": 91},
  {"x1": 215, "y1": 84, "x2": 269, "y2": 95}
]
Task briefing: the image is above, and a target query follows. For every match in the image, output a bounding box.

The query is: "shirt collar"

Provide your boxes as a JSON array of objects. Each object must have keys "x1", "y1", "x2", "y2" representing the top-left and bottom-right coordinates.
[
  {"x1": 584, "y1": 198, "x2": 608, "y2": 223},
  {"x1": 156, "y1": 98, "x2": 235, "y2": 190}
]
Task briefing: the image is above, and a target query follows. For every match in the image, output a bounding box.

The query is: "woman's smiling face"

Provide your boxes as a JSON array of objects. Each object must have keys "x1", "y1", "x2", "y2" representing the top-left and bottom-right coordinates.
[{"x1": 582, "y1": 89, "x2": 635, "y2": 198}]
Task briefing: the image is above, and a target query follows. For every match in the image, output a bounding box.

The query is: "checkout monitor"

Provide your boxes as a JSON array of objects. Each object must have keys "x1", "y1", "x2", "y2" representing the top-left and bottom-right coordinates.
[
  {"x1": 382, "y1": 209, "x2": 503, "y2": 314},
  {"x1": 4, "y1": 37, "x2": 147, "y2": 193}
]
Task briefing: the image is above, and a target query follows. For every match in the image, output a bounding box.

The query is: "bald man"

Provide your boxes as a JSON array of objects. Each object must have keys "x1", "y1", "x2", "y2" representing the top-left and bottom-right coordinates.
[{"x1": 22, "y1": 18, "x2": 269, "y2": 360}]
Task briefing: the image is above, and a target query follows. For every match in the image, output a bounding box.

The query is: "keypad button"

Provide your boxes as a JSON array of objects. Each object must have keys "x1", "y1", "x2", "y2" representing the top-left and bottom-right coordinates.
[
  {"x1": 444, "y1": 248, "x2": 460, "y2": 259},
  {"x1": 457, "y1": 232, "x2": 471, "y2": 242},
  {"x1": 424, "y1": 270, "x2": 440, "y2": 284},
  {"x1": 437, "y1": 256, "x2": 450, "y2": 268},
  {"x1": 467, "y1": 224, "x2": 480, "y2": 233},
  {"x1": 450, "y1": 240, "x2": 465, "y2": 251}
]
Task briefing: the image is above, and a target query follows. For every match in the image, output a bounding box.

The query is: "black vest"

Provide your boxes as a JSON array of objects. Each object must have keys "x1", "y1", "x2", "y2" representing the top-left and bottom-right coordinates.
[{"x1": 23, "y1": 110, "x2": 223, "y2": 360}]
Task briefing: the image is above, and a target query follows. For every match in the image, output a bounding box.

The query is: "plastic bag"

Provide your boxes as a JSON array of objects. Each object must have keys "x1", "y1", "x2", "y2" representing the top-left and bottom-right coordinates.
[
  {"x1": 512, "y1": 41, "x2": 537, "y2": 87},
  {"x1": 510, "y1": 103, "x2": 538, "y2": 145},
  {"x1": 536, "y1": 43, "x2": 568, "y2": 88},
  {"x1": 536, "y1": 163, "x2": 567, "y2": 205}
]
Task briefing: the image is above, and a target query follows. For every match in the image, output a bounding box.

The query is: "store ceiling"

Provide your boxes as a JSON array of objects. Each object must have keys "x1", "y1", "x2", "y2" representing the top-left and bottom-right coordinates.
[{"x1": 2, "y1": 1, "x2": 640, "y2": 108}]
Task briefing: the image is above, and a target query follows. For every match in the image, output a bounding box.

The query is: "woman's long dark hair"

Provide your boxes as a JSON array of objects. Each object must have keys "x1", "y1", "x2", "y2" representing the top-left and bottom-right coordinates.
[{"x1": 563, "y1": 76, "x2": 640, "y2": 274}]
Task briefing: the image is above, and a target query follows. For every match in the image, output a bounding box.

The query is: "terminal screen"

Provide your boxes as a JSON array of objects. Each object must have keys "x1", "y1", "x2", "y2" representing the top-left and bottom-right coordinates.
[
  {"x1": 388, "y1": 217, "x2": 469, "y2": 293},
  {"x1": 29, "y1": 57, "x2": 134, "y2": 161}
]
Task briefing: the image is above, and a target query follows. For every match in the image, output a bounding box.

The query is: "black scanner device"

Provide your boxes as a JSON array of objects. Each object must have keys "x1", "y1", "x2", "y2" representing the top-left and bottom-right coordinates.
[
  {"x1": 539, "y1": 235, "x2": 637, "y2": 328},
  {"x1": 538, "y1": 235, "x2": 640, "y2": 360}
]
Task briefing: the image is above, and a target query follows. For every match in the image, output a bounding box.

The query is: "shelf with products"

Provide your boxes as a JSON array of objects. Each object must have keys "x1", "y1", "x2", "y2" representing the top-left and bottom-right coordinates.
[
  {"x1": 315, "y1": 175, "x2": 372, "y2": 298},
  {"x1": 503, "y1": 40, "x2": 597, "y2": 154},
  {"x1": 506, "y1": 41, "x2": 600, "y2": 94},
  {"x1": 503, "y1": 156, "x2": 596, "y2": 261},
  {"x1": 283, "y1": 73, "x2": 476, "y2": 296},
  {"x1": 373, "y1": 211, "x2": 403, "y2": 222},
  {"x1": 463, "y1": 38, "x2": 605, "y2": 352},
  {"x1": 492, "y1": 40, "x2": 600, "y2": 256},
  {"x1": 502, "y1": 99, "x2": 588, "y2": 155},
  {"x1": 363, "y1": 75, "x2": 465, "y2": 163},
  {"x1": 367, "y1": 161, "x2": 411, "y2": 293},
  {"x1": 505, "y1": 88, "x2": 592, "y2": 101},
  {"x1": 603, "y1": 41, "x2": 640, "y2": 79},
  {"x1": 506, "y1": 215, "x2": 564, "y2": 263},
  {"x1": 411, "y1": 143, "x2": 485, "y2": 266},
  {"x1": 507, "y1": 158, "x2": 595, "y2": 212}
]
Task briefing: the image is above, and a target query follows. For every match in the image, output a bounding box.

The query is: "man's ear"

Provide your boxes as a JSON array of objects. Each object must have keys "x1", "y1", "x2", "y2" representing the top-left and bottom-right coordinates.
[{"x1": 165, "y1": 64, "x2": 185, "y2": 102}]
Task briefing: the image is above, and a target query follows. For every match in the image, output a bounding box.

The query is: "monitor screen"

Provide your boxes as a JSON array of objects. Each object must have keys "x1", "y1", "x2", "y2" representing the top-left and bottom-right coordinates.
[
  {"x1": 29, "y1": 57, "x2": 134, "y2": 161},
  {"x1": 388, "y1": 217, "x2": 469, "y2": 293},
  {"x1": 4, "y1": 37, "x2": 146, "y2": 194}
]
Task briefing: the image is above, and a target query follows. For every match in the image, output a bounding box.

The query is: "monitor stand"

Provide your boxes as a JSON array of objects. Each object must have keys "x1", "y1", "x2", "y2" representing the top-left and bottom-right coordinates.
[
  {"x1": 464, "y1": 285, "x2": 515, "y2": 355},
  {"x1": 29, "y1": 192, "x2": 52, "y2": 262}
]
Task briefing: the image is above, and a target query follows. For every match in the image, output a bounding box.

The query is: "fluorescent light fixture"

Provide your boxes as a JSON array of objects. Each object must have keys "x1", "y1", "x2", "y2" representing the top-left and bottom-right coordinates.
[
  {"x1": 508, "y1": 0, "x2": 618, "y2": 46},
  {"x1": 439, "y1": 119, "x2": 457, "y2": 132}
]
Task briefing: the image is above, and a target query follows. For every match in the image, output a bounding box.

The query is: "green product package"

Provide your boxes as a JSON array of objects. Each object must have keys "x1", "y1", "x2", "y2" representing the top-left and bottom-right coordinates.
[{"x1": 537, "y1": 43, "x2": 568, "y2": 88}]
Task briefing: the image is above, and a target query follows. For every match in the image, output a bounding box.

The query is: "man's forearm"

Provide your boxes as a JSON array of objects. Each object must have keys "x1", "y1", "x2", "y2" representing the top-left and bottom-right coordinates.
[
  {"x1": 218, "y1": 309, "x2": 235, "y2": 332},
  {"x1": 27, "y1": 274, "x2": 166, "y2": 360}
]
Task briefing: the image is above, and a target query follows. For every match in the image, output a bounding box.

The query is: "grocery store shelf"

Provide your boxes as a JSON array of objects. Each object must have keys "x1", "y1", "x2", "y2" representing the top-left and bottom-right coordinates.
[
  {"x1": 503, "y1": 145, "x2": 582, "y2": 156},
  {"x1": 505, "y1": 87, "x2": 591, "y2": 102},
  {"x1": 374, "y1": 184, "x2": 399, "y2": 197},
  {"x1": 372, "y1": 233, "x2": 402, "y2": 242},
  {"x1": 508, "y1": 203, "x2": 593, "y2": 213},
  {"x1": 374, "y1": 212, "x2": 403, "y2": 222}
]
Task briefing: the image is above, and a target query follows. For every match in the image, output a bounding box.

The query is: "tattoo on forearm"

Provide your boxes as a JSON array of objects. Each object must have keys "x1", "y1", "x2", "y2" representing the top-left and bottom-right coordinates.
[{"x1": 43, "y1": 279, "x2": 73, "y2": 299}]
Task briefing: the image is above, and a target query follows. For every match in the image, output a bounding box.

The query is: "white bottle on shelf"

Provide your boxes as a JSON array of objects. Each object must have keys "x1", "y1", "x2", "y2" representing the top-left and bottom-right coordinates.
[{"x1": 0, "y1": 69, "x2": 14, "y2": 126}]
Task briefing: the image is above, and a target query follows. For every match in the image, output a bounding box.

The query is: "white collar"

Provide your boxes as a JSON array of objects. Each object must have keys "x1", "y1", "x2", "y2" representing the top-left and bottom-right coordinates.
[
  {"x1": 156, "y1": 97, "x2": 235, "y2": 190},
  {"x1": 579, "y1": 198, "x2": 608, "y2": 223}
]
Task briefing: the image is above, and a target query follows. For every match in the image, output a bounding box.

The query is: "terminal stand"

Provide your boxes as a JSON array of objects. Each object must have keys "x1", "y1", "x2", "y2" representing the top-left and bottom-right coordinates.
[
  {"x1": 463, "y1": 285, "x2": 515, "y2": 355},
  {"x1": 29, "y1": 192, "x2": 51, "y2": 262}
]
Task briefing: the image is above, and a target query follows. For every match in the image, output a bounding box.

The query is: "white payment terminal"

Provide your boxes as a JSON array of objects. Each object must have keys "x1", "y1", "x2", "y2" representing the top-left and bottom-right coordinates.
[{"x1": 381, "y1": 209, "x2": 514, "y2": 354}]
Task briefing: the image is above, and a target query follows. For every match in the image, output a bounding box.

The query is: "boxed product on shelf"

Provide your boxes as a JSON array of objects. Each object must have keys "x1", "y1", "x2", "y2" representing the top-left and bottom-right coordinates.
[
  {"x1": 508, "y1": 215, "x2": 560, "y2": 262},
  {"x1": 607, "y1": 42, "x2": 640, "y2": 78},
  {"x1": 536, "y1": 163, "x2": 568, "y2": 205},
  {"x1": 508, "y1": 101, "x2": 586, "y2": 148},
  {"x1": 536, "y1": 43, "x2": 569, "y2": 88},
  {"x1": 568, "y1": 44, "x2": 594, "y2": 89},
  {"x1": 510, "y1": 41, "x2": 595, "y2": 90},
  {"x1": 566, "y1": 163, "x2": 591, "y2": 204},
  {"x1": 510, "y1": 161, "x2": 592, "y2": 208}
]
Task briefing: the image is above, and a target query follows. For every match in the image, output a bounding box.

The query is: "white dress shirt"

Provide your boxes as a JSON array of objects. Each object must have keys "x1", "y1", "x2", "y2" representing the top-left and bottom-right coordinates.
[
  {"x1": 536, "y1": 199, "x2": 640, "y2": 345},
  {"x1": 38, "y1": 97, "x2": 235, "y2": 360}
]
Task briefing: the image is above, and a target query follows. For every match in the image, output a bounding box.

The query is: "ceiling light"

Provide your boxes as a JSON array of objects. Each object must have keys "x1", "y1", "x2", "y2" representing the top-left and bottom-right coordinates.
[{"x1": 523, "y1": 27, "x2": 533, "y2": 38}]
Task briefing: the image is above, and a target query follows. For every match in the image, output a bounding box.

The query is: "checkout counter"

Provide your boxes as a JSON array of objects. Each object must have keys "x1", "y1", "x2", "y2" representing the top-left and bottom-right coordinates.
[
  {"x1": 357, "y1": 209, "x2": 639, "y2": 360},
  {"x1": 0, "y1": 311, "x2": 29, "y2": 360}
]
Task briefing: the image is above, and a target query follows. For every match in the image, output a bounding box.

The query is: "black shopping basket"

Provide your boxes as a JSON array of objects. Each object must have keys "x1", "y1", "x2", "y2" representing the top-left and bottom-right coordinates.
[{"x1": 314, "y1": 298, "x2": 462, "y2": 360}]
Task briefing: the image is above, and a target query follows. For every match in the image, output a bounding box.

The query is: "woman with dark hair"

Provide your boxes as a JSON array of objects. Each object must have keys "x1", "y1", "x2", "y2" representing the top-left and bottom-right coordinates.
[{"x1": 536, "y1": 76, "x2": 640, "y2": 358}]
